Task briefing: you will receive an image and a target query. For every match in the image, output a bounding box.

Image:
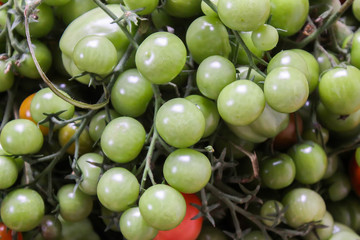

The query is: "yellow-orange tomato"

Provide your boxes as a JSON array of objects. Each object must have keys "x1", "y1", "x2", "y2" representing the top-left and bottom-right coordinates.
[{"x1": 58, "y1": 122, "x2": 93, "y2": 155}]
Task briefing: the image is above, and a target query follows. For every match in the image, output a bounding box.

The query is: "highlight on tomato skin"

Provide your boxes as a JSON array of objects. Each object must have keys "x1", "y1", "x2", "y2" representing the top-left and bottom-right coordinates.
[
  {"x1": 0, "y1": 223, "x2": 23, "y2": 240},
  {"x1": 154, "y1": 193, "x2": 203, "y2": 240}
]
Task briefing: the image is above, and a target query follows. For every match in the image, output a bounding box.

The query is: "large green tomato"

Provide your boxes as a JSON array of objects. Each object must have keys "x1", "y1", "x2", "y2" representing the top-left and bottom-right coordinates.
[
  {"x1": 77, "y1": 153, "x2": 103, "y2": 195},
  {"x1": 100, "y1": 117, "x2": 146, "y2": 163},
  {"x1": 0, "y1": 156, "x2": 18, "y2": 189},
  {"x1": 288, "y1": 141, "x2": 328, "y2": 184},
  {"x1": 319, "y1": 65, "x2": 360, "y2": 115},
  {"x1": 196, "y1": 55, "x2": 236, "y2": 100},
  {"x1": 185, "y1": 95, "x2": 220, "y2": 138},
  {"x1": 30, "y1": 87, "x2": 75, "y2": 127},
  {"x1": 57, "y1": 184, "x2": 93, "y2": 222},
  {"x1": 282, "y1": 188, "x2": 326, "y2": 228},
  {"x1": 119, "y1": 207, "x2": 158, "y2": 240},
  {"x1": 227, "y1": 103, "x2": 289, "y2": 143},
  {"x1": 264, "y1": 66, "x2": 309, "y2": 113},
  {"x1": 136, "y1": 32, "x2": 187, "y2": 84},
  {"x1": 0, "y1": 119, "x2": 43, "y2": 155},
  {"x1": 163, "y1": 0, "x2": 202, "y2": 18},
  {"x1": 186, "y1": 16, "x2": 231, "y2": 64},
  {"x1": 163, "y1": 148, "x2": 212, "y2": 193},
  {"x1": 269, "y1": 0, "x2": 309, "y2": 36},
  {"x1": 217, "y1": 80, "x2": 265, "y2": 126},
  {"x1": 217, "y1": 0, "x2": 270, "y2": 31},
  {"x1": 97, "y1": 167, "x2": 139, "y2": 212},
  {"x1": 155, "y1": 98, "x2": 205, "y2": 148},
  {"x1": 1, "y1": 188, "x2": 45, "y2": 232},
  {"x1": 111, "y1": 68, "x2": 153, "y2": 117},
  {"x1": 139, "y1": 184, "x2": 186, "y2": 231}
]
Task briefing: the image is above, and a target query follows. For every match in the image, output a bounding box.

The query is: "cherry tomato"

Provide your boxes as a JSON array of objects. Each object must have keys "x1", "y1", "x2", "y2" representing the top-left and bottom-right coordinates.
[
  {"x1": 260, "y1": 200, "x2": 284, "y2": 227},
  {"x1": 19, "y1": 93, "x2": 49, "y2": 135},
  {"x1": 273, "y1": 113, "x2": 303, "y2": 150},
  {"x1": 154, "y1": 193, "x2": 203, "y2": 240},
  {"x1": 0, "y1": 223, "x2": 23, "y2": 240},
  {"x1": 77, "y1": 153, "x2": 103, "y2": 196},
  {"x1": 40, "y1": 215, "x2": 62, "y2": 240},
  {"x1": 124, "y1": 0, "x2": 159, "y2": 15},
  {"x1": 0, "y1": 156, "x2": 18, "y2": 189},
  {"x1": 163, "y1": 0, "x2": 202, "y2": 18},
  {"x1": 0, "y1": 60, "x2": 14, "y2": 92},
  {"x1": 251, "y1": 24, "x2": 279, "y2": 51},
  {"x1": 88, "y1": 109, "x2": 120, "y2": 142}
]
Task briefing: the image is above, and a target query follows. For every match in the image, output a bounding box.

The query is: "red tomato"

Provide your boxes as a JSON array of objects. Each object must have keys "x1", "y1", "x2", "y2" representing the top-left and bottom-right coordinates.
[
  {"x1": 154, "y1": 193, "x2": 203, "y2": 240},
  {"x1": 19, "y1": 93, "x2": 49, "y2": 136},
  {"x1": 349, "y1": 155, "x2": 360, "y2": 197},
  {"x1": 0, "y1": 223, "x2": 23, "y2": 240},
  {"x1": 273, "y1": 113, "x2": 303, "y2": 150}
]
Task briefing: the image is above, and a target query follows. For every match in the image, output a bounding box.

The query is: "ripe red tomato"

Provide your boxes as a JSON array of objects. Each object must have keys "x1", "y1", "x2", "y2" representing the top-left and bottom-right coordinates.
[
  {"x1": 19, "y1": 93, "x2": 49, "y2": 136},
  {"x1": 154, "y1": 193, "x2": 203, "y2": 240},
  {"x1": 349, "y1": 155, "x2": 360, "y2": 197},
  {"x1": 0, "y1": 223, "x2": 23, "y2": 240},
  {"x1": 273, "y1": 113, "x2": 303, "y2": 150}
]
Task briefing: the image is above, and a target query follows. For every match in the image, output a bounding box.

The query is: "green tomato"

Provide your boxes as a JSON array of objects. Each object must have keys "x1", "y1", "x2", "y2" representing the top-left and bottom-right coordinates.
[
  {"x1": 201, "y1": 0, "x2": 219, "y2": 17},
  {"x1": 151, "y1": 8, "x2": 175, "y2": 30},
  {"x1": 316, "y1": 51, "x2": 340, "y2": 74},
  {"x1": 119, "y1": 207, "x2": 158, "y2": 240},
  {"x1": 288, "y1": 141, "x2": 327, "y2": 184},
  {"x1": 57, "y1": 184, "x2": 93, "y2": 222},
  {"x1": 0, "y1": 156, "x2": 18, "y2": 189},
  {"x1": 100, "y1": 117, "x2": 146, "y2": 163},
  {"x1": 30, "y1": 87, "x2": 75, "y2": 127},
  {"x1": 59, "y1": 217, "x2": 100, "y2": 240},
  {"x1": 163, "y1": 148, "x2": 212, "y2": 193},
  {"x1": 124, "y1": 0, "x2": 159, "y2": 15},
  {"x1": 316, "y1": 102, "x2": 360, "y2": 132},
  {"x1": 139, "y1": 184, "x2": 186, "y2": 230},
  {"x1": 217, "y1": 0, "x2": 270, "y2": 31},
  {"x1": 196, "y1": 55, "x2": 236, "y2": 100},
  {"x1": 97, "y1": 167, "x2": 139, "y2": 212},
  {"x1": 217, "y1": 80, "x2": 265, "y2": 126},
  {"x1": 302, "y1": 127, "x2": 330, "y2": 145},
  {"x1": 1, "y1": 188, "x2": 45, "y2": 232},
  {"x1": 251, "y1": 24, "x2": 279, "y2": 51},
  {"x1": 260, "y1": 200, "x2": 284, "y2": 227},
  {"x1": 155, "y1": 98, "x2": 205, "y2": 148},
  {"x1": 323, "y1": 151, "x2": 339, "y2": 179},
  {"x1": 0, "y1": 119, "x2": 43, "y2": 155},
  {"x1": 186, "y1": 16, "x2": 231, "y2": 64},
  {"x1": 77, "y1": 153, "x2": 104, "y2": 196},
  {"x1": 264, "y1": 66, "x2": 309, "y2": 113},
  {"x1": 234, "y1": 31, "x2": 264, "y2": 65},
  {"x1": 304, "y1": 211, "x2": 334, "y2": 240},
  {"x1": 353, "y1": 0, "x2": 360, "y2": 22},
  {"x1": 56, "y1": 0, "x2": 97, "y2": 25},
  {"x1": 185, "y1": 95, "x2": 220, "y2": 138},
  {"x1": 269, "y1": 0, "x2": 309, "y2": 36},
  {"x1": 163, "y1": 0, "x2": 202, "y2": 18},
  {"x1": 15, "y1": 39, "x2": 52, "y2": 79},
  {"x1": 73, "y1": 35, "x2": 118, "y2": 75},
  {"x1": 136, "y1": 32, "x2": 187, "y2": 84},
  {"x1": 319, "y1": 65, "x2": 360, "y2": 115},
  {"x1": 260, "y1": 153, "x2": 296, "y2": 189},
  {"x1": 111, "y1": 68, "x2": 153, "y2": 117},
  {"x1": 15, "y1": 1, "x2": 54, "y2": 38},
  {"x1": 329, "y1": 231, "x2": 360, "y2": 240},
  {"x1": 88, "y1": 109, "x2": 120, "y2": 142},
  {"x1": 325, "y1": 171, "x2": 351, "y2": 202},
  {"x1": 0, "y1": 61, "x2": 14, "y2": 92},
  {"x1": 197, "y1": 225, "x2": 228, "y2": 240},
  {"x1": 282, "y1": 188, "x2": 326, "y2": 228}
]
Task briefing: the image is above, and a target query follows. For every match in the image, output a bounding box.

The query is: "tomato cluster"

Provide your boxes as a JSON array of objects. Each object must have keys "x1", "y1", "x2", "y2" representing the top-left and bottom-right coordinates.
[{"x1": 1, "y1": 0, "x2": 360, "y2": 239}]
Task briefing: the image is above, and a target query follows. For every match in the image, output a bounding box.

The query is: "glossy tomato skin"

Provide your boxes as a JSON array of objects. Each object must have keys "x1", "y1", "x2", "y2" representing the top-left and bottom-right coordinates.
[
  {"x1": 186, "y1": 16, "x2": 231, "y2": 64},
  {"x1": 1, "y1": 188, "x2": 45, "y2": 232},
  {"x1": 154, "y1": 193, "x2": 203, "y2": 240},
  {"x1": 0, "y1": 223, "x2": 23, "y2": 240}
]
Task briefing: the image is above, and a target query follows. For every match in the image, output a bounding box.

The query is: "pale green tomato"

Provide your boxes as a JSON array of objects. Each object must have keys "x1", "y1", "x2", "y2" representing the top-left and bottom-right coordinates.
[
  {"x1": 77, "y1": 153, "x2": 104, "y2": 196},
  {"x1": 304, "y1": 211, "x2": 334, "y2": 240},
  {"x1": 260, "y1": 200, "x2": 284, "y2": 227},
  {"x1": 0, "y1": 156, "x2": 18, "y2": 189},
  {"x1": 251, "y1": 24, "x2": 279, "y2": 51},
  {"x1": 124, "y1": 0, "x2": 159, "y2": 15}
]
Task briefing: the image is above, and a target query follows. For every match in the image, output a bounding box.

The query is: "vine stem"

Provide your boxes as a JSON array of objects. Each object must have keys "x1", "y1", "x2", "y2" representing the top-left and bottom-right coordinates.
[
  {"x1": 293, "y1": 0, "x2": 354, "y2": 48},
  {"x1": 24, "y1": 1, "x2": 110, "y2": 110}
]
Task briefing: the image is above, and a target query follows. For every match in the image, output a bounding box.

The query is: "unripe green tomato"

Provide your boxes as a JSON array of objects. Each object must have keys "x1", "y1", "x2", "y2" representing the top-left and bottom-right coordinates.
[
  {"x1": 163, "y1": 0, "x2": 202, "y2": 18},
  {"x1": 217, "y1": 0, "x2": 270, "y2": 31},
  {"x1": 325, "y1": 171, "x2": 351, "y2": 202},
  {"x1": 124, "y1": 0, "x2": 159, "y2": 15},
  {"x1": 353, "y1": 0, "x2": 360, "y2": 21},
  {"x1": 73, "y1": 35, "x2": 118, "y2": 75},
  {"x1": 196, "y1": 55, "x2": 236, "y2": 100},
  {"x1": 1, "y1": 188, "x2": 45, "y2": 232},
  {"x1": 0, "y1": 119, "x2": 43, "y2": 155},
  {"x1": 251, "y1": 24, "x2": 279, "y2": 51},
  {"x1": 0, "y1": 156, "x2": 18, "y2": 189},
  {"x1": 316, "y1": 51, "x2": 339, "y2": 74},
  {"x1": 350, "y1": 31, "x2": 360, "y2": 69},
  {"x1": 0, "y1": 61, "x2": 14, "y2": 92},
  {"x1": 77, "y1": 153, "x2": 104, "y2": 196},
  {"x1": 57, "y1": 184, "x2": 93, "y2": 222},
  {"x1": 186, "y1": 16, "x2": 231, "y2": 64},
  {"x1": 235, "y1": 31, "x2": 264, "y2": 65},
  {"x1": 323, "y1": 152, "x2": 339, "y2": 179},
  {"x1": 319, "y1": 66, "x2": 360, "y2": 115},
  {"x1": 197, "y1": 225, "x2": 228, "y2": 240},
  {"x1": 260, "y1": 200, "x2": 284, "y2": 227},
  {"x1": 88, "y1": 109, "x2": 120, "y2": 142},
  {"x1": 111, "y1": 68, "x2": 153, "y2": 117},
  {"x1": 185, "y1": 95, "x2": 220, "y2": 137},
  {"x1": 217, "y1": 80, "x2": 265, "y2": 126},
  {"x1": 201, "y1": 0, "x2": 218, "y2": 17},
  {"x1": 119, "y1": 207, "x2": 158, "y2": 240},
  {"x1": 136, "y1": 32, "x2": 187, "y2": 84},
  {"x1": 269, "y1": 0, "x2": 309, "y2": 37},
  {"x1": 302, "y1": 127, "x2": 329, "y2": 145},
  {"x1": 56, "y1": 0, "x2": 97, "y2": 25},
  {"x1": 304, "y1": 211, "x2": 334, "y2": 240}
]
